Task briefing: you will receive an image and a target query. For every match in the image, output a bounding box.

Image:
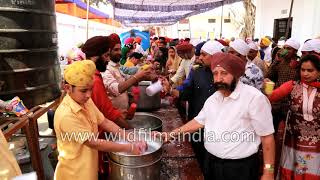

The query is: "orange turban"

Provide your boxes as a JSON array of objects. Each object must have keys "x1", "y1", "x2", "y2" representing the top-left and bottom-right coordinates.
[
  {"x1": 261, "y1": 37, "x2": 271, "y2": 46},
  {"x1": 135, "y1": 37, "x2": 142, "y2": 44}
]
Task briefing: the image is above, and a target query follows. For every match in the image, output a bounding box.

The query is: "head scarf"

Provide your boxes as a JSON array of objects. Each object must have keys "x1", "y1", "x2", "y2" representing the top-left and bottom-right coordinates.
[
  {"x1": 64, "y1": 60, "x2": 96, "y2": 86},
  {"x1": 248, "y1": 42, "x2": 259, "y2": 51},
  {"x1": 261, "y1": 37, "x2": 271, "y2": 46},
  {"x1": 217, "y1": 39, "x2": 229, "y2": 47},
  {"x1": 166, "y1": 46, "x2": 182, "y2": 71},
  {"x1": 135, "y1": 37, "x2": 142, "y2": 44},
  {"x1": 201, "y1": 40, "x2": 224, "y2": 55},
  {"x1": 195, "y1": 41, "x2": 206, "y2": 56},
  {"x1": 211, "y1": 52, "x2": 246, "y2": 79},
  {"x1": 81, "y1": 36, "x2": 110, "y2": 58},
  {"x1": 229, "y1": 39, "x2": 250, "y2": 56},
  {"x1": 176, "y1": 44, "x2": 193, "y2": 54},
  {"x1": 125, "y1": 37, "x2": 135, "y2": 45},
  {"x1": 66, "y1": 47, "x2": 86, "y2": 62},
  {"x1": 108, "y1": 33, "x2": 121, "y2": 49},
  {"x1": 301, "y1": 39, "x2": 320, "y2": 53},
  {"x1": 285, "y1": 38, "x2": 300, "y2": 50}
]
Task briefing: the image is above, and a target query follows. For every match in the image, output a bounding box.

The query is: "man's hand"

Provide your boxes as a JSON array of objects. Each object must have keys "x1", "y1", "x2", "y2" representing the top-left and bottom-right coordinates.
[
  {"x1": 130, "y1": 141, "x2": 148, "y2": 155},
  {"x1": 159, "y1": 76, "x2": 170, "y2": 94},
  {"x1": 171, "y1": 89, "x2": 180, "y2": 98},
  {"x1": 264, "y1": 78, "x2": 271, "y2": 83},
  {"x1": 135, "y1": 68, "x2": 158, "y2": 82},
  {"x1": 116, "y1": 110, "x2": 131, "y2": 129}
]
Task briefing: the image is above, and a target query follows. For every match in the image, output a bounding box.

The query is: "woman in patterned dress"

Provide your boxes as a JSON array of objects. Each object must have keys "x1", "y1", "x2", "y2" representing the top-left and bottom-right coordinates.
[{"x1": 268, "y1": 54, "x2": 320, "y2": 180}]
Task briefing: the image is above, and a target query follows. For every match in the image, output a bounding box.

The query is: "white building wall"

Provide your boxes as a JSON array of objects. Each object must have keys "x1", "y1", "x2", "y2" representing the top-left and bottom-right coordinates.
[
  {"x1": 162, "y1": 2, "x2": 244, "y2": 40},
  {"x1": 255, "y1": 0, "x2": 320, "y2": 43}
]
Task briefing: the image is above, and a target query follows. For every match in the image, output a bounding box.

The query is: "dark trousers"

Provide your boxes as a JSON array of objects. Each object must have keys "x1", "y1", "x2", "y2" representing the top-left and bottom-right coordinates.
[
  {"x1": 204, "y1": 151, "x2": 259, "y2": 180},
  {"x1": 191, "y1": 128, "x2": 205, "y2": 173}
]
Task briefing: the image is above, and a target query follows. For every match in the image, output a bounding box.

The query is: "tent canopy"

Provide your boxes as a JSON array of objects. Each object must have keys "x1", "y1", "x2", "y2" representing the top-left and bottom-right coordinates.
[{"x1": 108, "y1": 0, "x2": 241, "y2": 26}]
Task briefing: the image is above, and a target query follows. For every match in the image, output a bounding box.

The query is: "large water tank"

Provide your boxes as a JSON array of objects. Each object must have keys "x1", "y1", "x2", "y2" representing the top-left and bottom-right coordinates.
[{"x1": 0, "y1": 0, "x2": 61, "y2": 108}]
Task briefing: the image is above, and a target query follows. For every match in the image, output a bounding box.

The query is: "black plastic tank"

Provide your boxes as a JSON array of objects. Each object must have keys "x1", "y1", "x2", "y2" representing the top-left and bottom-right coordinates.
[{"x1": 0, "y1": 0, "x2": 61, "y2": 108}]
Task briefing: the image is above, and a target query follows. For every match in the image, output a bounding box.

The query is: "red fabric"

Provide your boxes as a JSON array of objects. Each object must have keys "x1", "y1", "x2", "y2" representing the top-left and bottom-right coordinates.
[
  {"x1": 108, "y1": 33, "x2": 121, "y2": 49},
  {"x1": 135, "y1": 37, "x2": 142, "y2": 44},
  {"x1": 268, "y1": 80, "x2": 294, "y2": 103},
  {"x1": 289, "y1": 59, "x2": 299, "y2": 68},
  {"x1": 217, "y1": 39, "x2": 228, "y2": 46},
  {"x1": 301, "y1": 80, "x2": 320, "y2": 88},
  {"x1": 131, "y1": 86, "x2": 140, "y2": 103},
  {"x1": 279, "y1": 167, "x2": 320, "y2": 180},
  {"x1": 92, "y1": 70, "x2": 121, "y2": 121},
  {"x1": 125, "y1": 37, "x2": 134, "y2": 45},
  {"x1": 210, "y1": 52, "x2": 246, "y2": 79}
]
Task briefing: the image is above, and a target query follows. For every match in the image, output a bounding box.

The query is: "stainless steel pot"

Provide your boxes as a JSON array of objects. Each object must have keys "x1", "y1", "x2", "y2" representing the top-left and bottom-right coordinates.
[
  {"x1": 108, "y1": 156, "x2": 161, "y2": 180},
  {"x1": 136, "y1": 81, "x2": 161, "y2": 111},
  {"x1": 108, "y1": 131, "x2": 163, "y2": 166},
  {"x1": 127, "y1": 112, "x2": 163, "y2": 132},
  {"x1": 108, "y1": 131, "x2": 162, "y2": 179}
]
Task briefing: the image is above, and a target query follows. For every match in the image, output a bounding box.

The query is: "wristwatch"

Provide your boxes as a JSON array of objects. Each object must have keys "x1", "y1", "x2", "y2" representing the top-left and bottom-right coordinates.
[{"x1": 263, "y1": 164, "x2": 275, "y2": 173}]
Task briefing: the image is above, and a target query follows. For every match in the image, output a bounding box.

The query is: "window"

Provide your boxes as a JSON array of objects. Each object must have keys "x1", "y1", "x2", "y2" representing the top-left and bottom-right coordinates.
[
  {"x1": 208, "y1": 19, "x2": 216, "y2": 23},
  {"x1": 273, "y1": 17, "x2": 292, "y2": 42},
  {"x1": 224, "y1": 19, "x2": 231, "y2": 23}
]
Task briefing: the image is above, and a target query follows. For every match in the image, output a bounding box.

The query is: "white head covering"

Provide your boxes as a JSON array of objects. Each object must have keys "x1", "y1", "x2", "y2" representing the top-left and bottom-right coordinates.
[
  {"x1": 201, "y1": 40, "x2": 224, "y2": 55},
  {"x1": 248, "y1": 42, "x2": 259, "y2": 51},
  {"x1": 229, "y1": 39, "x2": 250, "y2": 56},
  {"x1": 301, "y1": 39, "x2": 320, "y2": 53},
  {"x1": 284, "y1": 38, "x2": 300, "y2": 50}
]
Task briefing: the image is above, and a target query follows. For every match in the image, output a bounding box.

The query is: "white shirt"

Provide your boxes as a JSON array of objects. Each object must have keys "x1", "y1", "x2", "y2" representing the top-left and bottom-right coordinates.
[
  {"x1": 195, "y1": 82, "x2": 274, "y2": 159},
  {"x1": 101, "y1": 61, "x2": 129, "y2": 109},
  {"x1": 262, "y1": 46, "x2": 272, "y2": 63},
  {"x1": 135, "y1": 44, "x2": 148, "y2": 56},
  {"x1": 170, "y1": 58, "x2": 194, "y2": 84}
]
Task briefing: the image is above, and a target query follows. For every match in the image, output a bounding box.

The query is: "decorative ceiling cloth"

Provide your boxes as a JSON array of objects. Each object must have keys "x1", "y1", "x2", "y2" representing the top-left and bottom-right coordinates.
[{"x1": 108, "y1": 0, "x2": 242, "y2": 26}]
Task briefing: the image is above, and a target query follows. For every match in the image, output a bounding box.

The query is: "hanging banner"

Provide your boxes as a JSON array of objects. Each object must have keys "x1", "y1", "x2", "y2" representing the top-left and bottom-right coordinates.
[{"x1": 120, "y1": 29, "x2": 150, "y2": 51}]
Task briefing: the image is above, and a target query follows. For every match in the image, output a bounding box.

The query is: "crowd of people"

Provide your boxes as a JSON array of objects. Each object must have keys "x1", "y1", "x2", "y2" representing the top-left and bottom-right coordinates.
[{"x1": 1, "y1": 32, "x2": 320, "y2": 180}]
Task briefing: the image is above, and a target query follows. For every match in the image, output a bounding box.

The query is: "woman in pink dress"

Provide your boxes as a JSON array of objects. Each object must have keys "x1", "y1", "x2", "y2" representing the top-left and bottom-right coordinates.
[{"x1": 269, "y1": 54, "x2": 320, "y2": 180}]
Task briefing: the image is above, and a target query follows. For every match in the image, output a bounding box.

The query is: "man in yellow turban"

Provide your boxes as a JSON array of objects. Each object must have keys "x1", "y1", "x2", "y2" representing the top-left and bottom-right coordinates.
[
  {"x1": 54, "y1": 60, "x2": 147, "y2": 180},
  {"x1": 259, "y1": 37, "x2": 272, "y2": 65}
]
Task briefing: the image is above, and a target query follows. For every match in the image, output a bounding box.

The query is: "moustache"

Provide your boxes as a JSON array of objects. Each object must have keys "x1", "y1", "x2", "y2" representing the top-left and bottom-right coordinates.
[
  {"x1": 111, "y1": 54, "x2": 121, "y2": 62},
  {"x1": 213, "y1": 82, "x2": 231, "y2": 90}
]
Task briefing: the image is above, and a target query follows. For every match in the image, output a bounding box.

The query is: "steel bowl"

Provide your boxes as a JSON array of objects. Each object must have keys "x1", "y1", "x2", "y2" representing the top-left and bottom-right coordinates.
[
  {"x1": 127, "y1": 112, "x2": 163, "y2": 132},
  {"x1": 108, "y1": 130, "x2": 163, "y2": 166}
]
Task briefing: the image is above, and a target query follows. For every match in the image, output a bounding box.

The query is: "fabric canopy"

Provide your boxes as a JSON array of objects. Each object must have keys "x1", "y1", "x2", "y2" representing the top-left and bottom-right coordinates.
[{"x1": 108, "y1": 0, "x2": 242, "y2": 26}]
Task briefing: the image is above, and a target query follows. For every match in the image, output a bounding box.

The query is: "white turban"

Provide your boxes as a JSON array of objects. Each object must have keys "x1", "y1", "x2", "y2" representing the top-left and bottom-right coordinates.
[
  {"x1": 248, "y1": 42, "x2": 259, "y2": 51},
  {"x1": 284, "y1": 38, "x2": 300, "y2": 50},
  {"x1": 201, "y1": 40, "x2": 224, "y2": 55},
  {"x1": 229, "y1": 39, "x2": 250, "y2": 56},
  {"x1": 301, "y1": 39, "x2": 320, "y2": 53}
]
